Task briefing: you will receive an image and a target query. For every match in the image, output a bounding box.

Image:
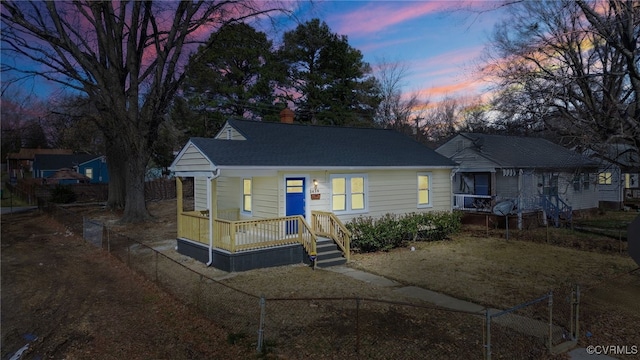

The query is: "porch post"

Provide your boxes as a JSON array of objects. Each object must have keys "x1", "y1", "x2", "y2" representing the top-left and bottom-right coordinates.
[
  {"x1": 490, "y1": 171, "x2": 497, "y2": 199},
  {"x1": 517, "y1": 169, "x2": 523, "y2": 230},
  {"x1": 210, "y1": 177, "x2": 217, "y2": 219},
  {"x1": 176, "y1": 176, "x2": 183, "y2": 237},
  {"x1": 207, "y1": 176, "x2": 218, "y2": 265}
]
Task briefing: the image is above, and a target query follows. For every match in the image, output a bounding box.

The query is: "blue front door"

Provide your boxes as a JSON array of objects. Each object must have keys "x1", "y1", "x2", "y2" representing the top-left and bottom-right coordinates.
[{"x1": 286, "y1": 178, "x2": 305, "y2": 234}]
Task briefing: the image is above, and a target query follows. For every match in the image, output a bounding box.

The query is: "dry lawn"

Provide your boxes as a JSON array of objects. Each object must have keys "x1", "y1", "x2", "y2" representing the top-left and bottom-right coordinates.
[
  {"x1": 75, "y1": 200, "x2": 640, "y2": 358},
  {"x1": 349, "y1": 235, "x2": 638, "y2": 309}
]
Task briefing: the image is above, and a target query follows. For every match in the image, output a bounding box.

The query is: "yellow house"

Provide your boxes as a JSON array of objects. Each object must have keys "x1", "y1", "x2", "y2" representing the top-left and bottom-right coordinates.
[{"x1": 169, "y1": 115, "x2": 456, "y2": 272}]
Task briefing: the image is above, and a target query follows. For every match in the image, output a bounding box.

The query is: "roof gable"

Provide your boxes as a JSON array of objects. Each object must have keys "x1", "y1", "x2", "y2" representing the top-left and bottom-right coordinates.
[
  {"x1": 440, "y1": 133, "x2": 597, "y2": 169},
  {"x1": 185, "y1": 119, "x2": 456, "y2": 168},
  {"x1": 584, "y1": 144, "x2": 640, "y2": 171}
]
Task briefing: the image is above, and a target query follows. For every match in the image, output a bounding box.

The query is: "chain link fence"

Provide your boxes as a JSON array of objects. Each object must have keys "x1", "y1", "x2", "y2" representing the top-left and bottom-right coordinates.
[
  {"x1": 484, "y1": 288, "x2": 579, "y2": 360},
  {"x1": 261, "y1": 297, "x2": 485, "y2": 359},
  {"x1": 39, "y1": 200, "x2": 580, "y2": 358}
]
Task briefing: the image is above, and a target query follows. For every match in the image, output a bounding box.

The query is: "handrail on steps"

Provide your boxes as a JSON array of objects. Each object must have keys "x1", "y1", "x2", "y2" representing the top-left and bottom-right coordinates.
[
  {"x1": 540, "y1": 194, "x2": 572, "y2": 227},
  {"x1": 311, "y1": 211, "x2": 351, "y2": 261}
]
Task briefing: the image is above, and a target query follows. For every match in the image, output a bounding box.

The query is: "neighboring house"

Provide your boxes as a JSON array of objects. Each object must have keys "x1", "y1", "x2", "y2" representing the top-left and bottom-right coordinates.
[
  {"x1": 436, "y1": 133, "x2": 599, "y2": 228},
  {"x1": 6, "y1": 148, "x2": 73, "y2": 178},
  {"x1": 584, "y1": 144, "x2": 640, "y2": 209},
  {"x1": 169, "y1": 112, "x2": 457, "y2": 272},
  {"x1": 33, "y1": 154, "x2": 109, "y2": 184}
]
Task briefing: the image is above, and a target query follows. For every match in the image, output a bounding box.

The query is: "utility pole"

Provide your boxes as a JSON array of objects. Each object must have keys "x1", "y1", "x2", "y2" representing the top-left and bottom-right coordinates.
[{"x1": 413, "y1": 117, "x2": 424, "y2": 141}]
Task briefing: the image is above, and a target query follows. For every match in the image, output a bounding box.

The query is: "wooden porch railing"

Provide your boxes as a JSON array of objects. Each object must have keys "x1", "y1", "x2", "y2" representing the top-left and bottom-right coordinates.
[
  {"x1": 178, "y1": 211, "x2": 317, "y2": 255},
  {"x1": 311, "y1": 211, "x2": 351, "y2": 261},
  {"x1": 452, "y1": 194, "x2": 493, "y2": 212},
  {"x1": 179, "y1": 210, "x2": 210, "y2": 243}
]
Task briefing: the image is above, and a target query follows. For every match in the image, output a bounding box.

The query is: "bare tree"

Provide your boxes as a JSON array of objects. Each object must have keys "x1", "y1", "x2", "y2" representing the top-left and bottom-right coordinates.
[
  {"x1": 373, "y1": 58, "x2": 427, "y2": 140},
  {"x1": 1, "y1": 88, "x2": 48, "y2": 159},
  {"x1": 1, "y1": 1, "x2": 287, "y2": 222},
  {"x1": 422, "y1": 96, "x2": 465, "y2": 145},
  {"x1": 485, "y1": 0, "x2": 639, "y2": 150},
  {"x1": 47, "y1": 96, "x2": 105, "y2": 154}
]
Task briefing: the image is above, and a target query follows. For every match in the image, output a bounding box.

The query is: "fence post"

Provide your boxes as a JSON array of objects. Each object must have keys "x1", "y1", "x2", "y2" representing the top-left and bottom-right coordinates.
[
  {"x1": 548, "y1": 291, "x2": 553, "y2": 351},
  {"x1": 573, "y1": 285, "x2": 580, "y2": 341},
  {"x1": 356, "y1": 298, "x2": 360, "y2": 354},
  {"x1": 256, "y1": 295, "x2": 266, "y2": 353},
  {"x1": 485, "y1": 309, "x2": 491, "y2": 360}
]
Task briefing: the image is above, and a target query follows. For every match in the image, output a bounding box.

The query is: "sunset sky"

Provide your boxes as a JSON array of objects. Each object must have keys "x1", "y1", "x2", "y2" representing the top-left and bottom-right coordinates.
[
  {"x1": 278, "y1": 1, "x2": 505, "y2": 104},
  {"x1": 3, "y1": 1, "x2": 505, "y2": 106}
]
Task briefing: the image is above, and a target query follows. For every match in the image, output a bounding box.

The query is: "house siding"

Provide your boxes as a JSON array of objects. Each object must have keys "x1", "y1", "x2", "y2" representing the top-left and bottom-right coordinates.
[
  {"x1": 173, "y1": 144, "x2": 212, "y2": 173},
  {"x1": 214, "y1": 124, "x2": 246, "y2": 140},
  {"x1": 436, "y1": 135, "x2": 473, "y2": 158},
  {"x1": 217, "y1": 176, "x2": 242, "y2": 214},
  {"x1": 252, "y1": 176, "x2": 278, "y2": 219},
  {"x1": 212, "y1": 168, "x2": 452, "y2": 224},
  {"x1": 194, "y1": 177, "x2": 208, "y2": 210},
  {"x1": 495, "y1": 173, "x2": 518, "y2": 199},
  {"x1": 597, "y1": 166, "x2": 623, "y2": 203},
  {"x1": 560, "y1": 172, "x2": 599, "y2": 210},
  {"x1": 79, "y1": 158, "x2": 109, "y2": 184},
  {"x1": 277, "y1": 169, "x2": 452, "y2": 223}
]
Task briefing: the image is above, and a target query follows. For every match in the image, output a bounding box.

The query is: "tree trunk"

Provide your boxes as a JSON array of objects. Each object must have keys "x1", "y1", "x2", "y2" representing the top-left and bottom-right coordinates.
[
  {"x1": 119, "y1": 129, "x2": 153, "y2": 223},
  {"x1": 105, "y1": 137, "x2": 127, "y2": 209},
  {"x1": 120, "y1": 154, "x2": 152, "y2": 223}
]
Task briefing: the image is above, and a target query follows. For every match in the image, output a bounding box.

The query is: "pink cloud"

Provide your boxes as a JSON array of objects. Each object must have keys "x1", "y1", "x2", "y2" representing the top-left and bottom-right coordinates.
[{"x1": 332, "y1": 2, "x2": 444, "y2": 36}]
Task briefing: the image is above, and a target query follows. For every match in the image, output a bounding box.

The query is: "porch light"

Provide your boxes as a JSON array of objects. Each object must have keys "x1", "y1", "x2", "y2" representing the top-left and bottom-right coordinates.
[{"x1": 313, "y1": 179, "x2": 318, "y2": 187}]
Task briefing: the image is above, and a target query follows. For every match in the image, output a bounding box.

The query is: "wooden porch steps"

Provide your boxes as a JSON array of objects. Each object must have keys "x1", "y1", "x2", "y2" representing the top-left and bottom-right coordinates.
[{"x1": 315, "y1": 237, "x2": 347, "y2": 268}]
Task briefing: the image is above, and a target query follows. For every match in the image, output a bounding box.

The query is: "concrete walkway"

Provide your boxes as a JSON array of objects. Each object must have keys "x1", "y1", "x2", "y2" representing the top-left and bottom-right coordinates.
[
  {"x1": 327, "y1": 265, "x2": 485, "y2": 314},
  {"x1": 326, "y1": 265, "x2": 610, "y2": 360}
]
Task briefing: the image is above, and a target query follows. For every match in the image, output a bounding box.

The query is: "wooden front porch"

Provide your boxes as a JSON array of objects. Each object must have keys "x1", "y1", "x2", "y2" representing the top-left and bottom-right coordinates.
[
  {"x1": 173, "y1": 176, "x2": 350, "y2": 271},
  {"x1": 178, "y1": 210, "x2": 316, "y2": 254},
  {"x1": 177, "y1": 209, "x2": 350, "y2": 264}
]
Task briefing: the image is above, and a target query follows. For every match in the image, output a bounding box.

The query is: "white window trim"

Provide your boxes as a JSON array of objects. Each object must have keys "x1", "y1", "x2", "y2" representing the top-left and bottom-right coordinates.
[
  {"x1": 242, "y1": 178, "x2": 252, "y2": 214},
  {"x1": 417, "y1": 172, "x2": 432, "y2": 209},
  {"x1": 330, "y1": 173, "x2": 368, "y2": 215},
  {"x1": 598, "y1": 172, "x2": 612, "y2": 185}
]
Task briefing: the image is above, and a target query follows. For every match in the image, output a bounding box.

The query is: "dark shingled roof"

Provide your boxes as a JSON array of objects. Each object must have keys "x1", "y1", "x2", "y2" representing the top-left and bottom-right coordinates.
[
  {"x1": 34, "y1": 154, "x2": 101, "y2": 170},
  {"x1": 459, "y1": 133, "x2": 598, "y2": 169},
  {"x1": 191, "y1": 119, "x2": 457, "y2": 167}
]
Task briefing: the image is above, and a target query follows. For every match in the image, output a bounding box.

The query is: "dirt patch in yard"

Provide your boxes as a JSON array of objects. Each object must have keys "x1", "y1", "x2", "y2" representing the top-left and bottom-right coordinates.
[{"x1": 1, "y1": 211, "x2": 253, "y2": 360}]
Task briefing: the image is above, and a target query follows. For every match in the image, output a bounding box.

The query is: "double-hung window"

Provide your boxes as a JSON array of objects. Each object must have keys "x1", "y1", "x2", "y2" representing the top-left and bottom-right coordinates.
[
  {"x1": 331, "y1": 174, "x2": 366, "y2": 213},
  {"x1": 242, "y1": 178, "x2": 252, "y2": 213},
  {"x1": 417, "y1": 173, "x2": 431, "y2": 207},
  {"x1": 598, "y1": 172, "x2": 612, "y2": 185}
]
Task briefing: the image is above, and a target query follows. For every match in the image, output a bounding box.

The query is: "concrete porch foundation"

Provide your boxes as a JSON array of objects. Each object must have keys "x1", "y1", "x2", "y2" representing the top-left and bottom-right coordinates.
[{"x1": 176, "y1": 238, "x2": 310, "y2": 272}]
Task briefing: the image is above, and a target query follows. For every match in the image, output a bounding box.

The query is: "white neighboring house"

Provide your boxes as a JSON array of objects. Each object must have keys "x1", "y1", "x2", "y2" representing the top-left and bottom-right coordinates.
[
  {"x1": 169, "y1": 112, "x2": 457, "y2": 271},
  {"x1": 436, "y1": 133, "x2": 600, "y2": 229},
  {"x1": 584, "y1": 144, "x2": 640, "y2": 209}
]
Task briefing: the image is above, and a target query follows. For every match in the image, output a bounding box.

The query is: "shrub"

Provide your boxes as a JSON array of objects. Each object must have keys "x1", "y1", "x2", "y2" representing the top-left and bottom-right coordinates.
[
  {"x1": 347, "y1": 211, "x2": 462, "y2": 252},
  {"x1": 346, "y1": 214, "x2": 403, "y2": 252},
  {"x1": 49, "y1": 184, "x2": 77, "y2": 204}
]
